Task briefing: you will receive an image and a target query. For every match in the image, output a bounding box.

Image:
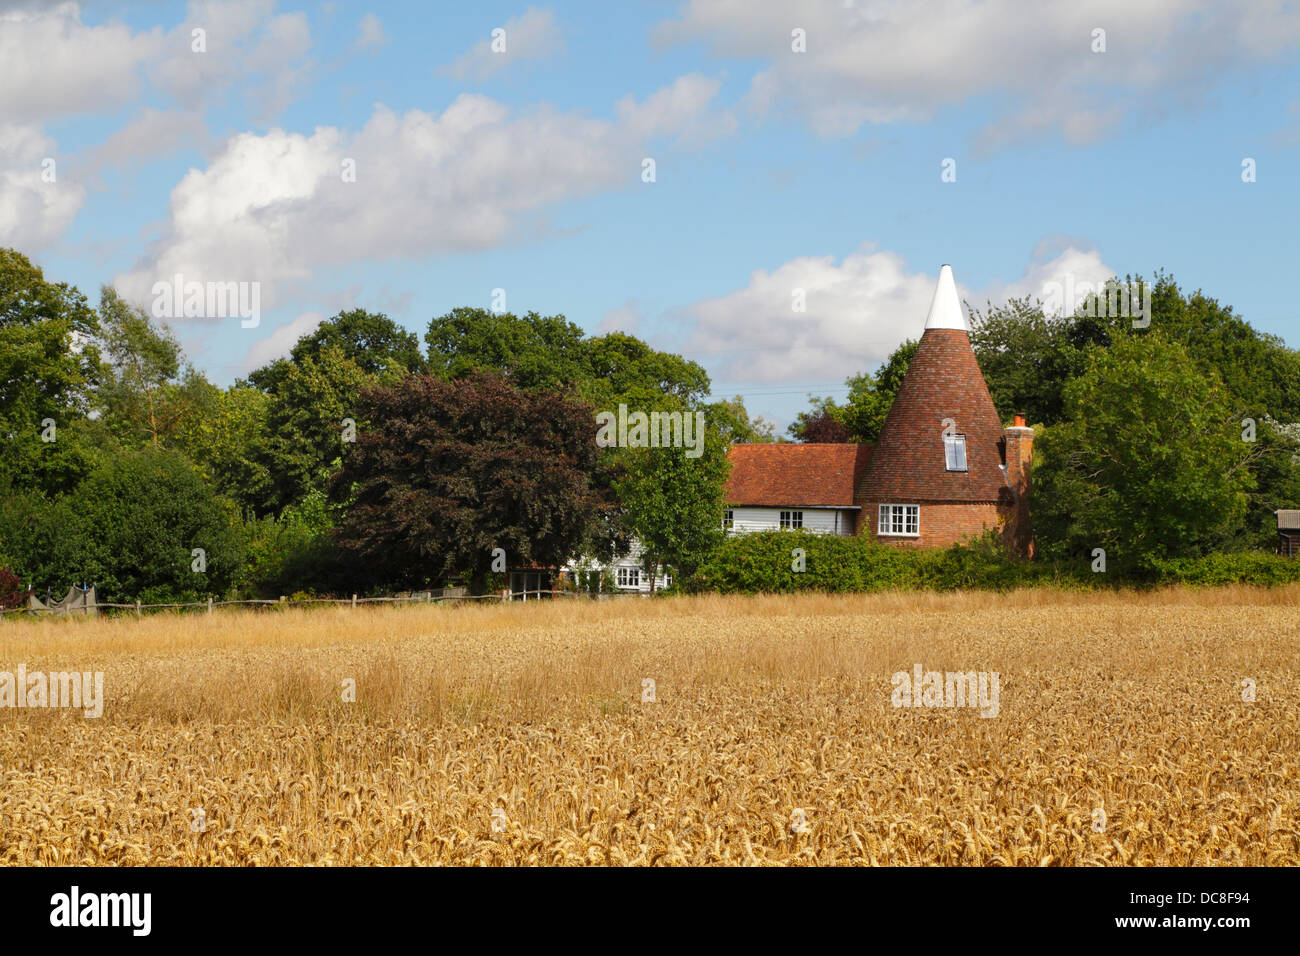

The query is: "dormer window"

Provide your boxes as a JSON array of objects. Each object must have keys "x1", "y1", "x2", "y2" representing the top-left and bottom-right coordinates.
[{"x1": 944, "y1": 433, "x2": 968, "y2": 472}]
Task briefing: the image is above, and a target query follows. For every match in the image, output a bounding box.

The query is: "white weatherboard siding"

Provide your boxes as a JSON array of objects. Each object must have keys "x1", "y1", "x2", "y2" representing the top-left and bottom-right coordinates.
[
  {"x1": 727, "y1": 507, "x2": 856, "y2": 535},
  {"x1": 563, "y1": 539, "x2": 672, "y2": 594}
]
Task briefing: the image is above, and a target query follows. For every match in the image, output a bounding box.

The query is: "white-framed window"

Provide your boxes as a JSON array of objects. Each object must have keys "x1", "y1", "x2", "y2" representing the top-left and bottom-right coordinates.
[
  {"x1": 663, "y1": 573, "x2": 673, "y2": 588},
  {"x1": 878, "y1": 504, "x2": 919, "y2": 537},
  {"x1": 780, "y1": 510, "x2": 803, "y2": 529},
  {"x1": 944, "y1": 434, "x2": 968, "y2": 472},
  {"x1": 616, "y1": 567, "x2": 640, "y2": 589},
  {"x1": 723, "y1": 509, "x2": 734, "y2": 530}
]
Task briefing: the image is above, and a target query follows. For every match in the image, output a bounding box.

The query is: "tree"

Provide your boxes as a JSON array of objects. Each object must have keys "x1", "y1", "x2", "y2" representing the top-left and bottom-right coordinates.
[
  {"x1": 331, "y1": 372, "x2": 612, "y2": 593},
  {"x1": 706, "y1": 395, "x2": 778, "y2": 444},
  {"x1": 969, "y1": 298, "x2": 1087, "y2": 425},
  {"x1": 1033, "y1": 336, "x2": 1255, "y2": 573},
  {"x1": 96, "y1": 287, "x2": 218, "y2": 451},
  {"x1": 425, "y1": 308, "x2": 590, "y2": 391},
  {"x1": 247, "y1": 308, "x2": 425, "y2": 392},
  {"x1": 0, "y1": 248, "x2": 100, "y2": 492},
  {"x1": 582, "y1": 332, "x2": 711, "y2": 408},
  {"x1": 791, "y1": 407, "x2": 851, "y2": 442},
  {"x1": 254, "y1": 346, "x2": 372, "y2": 515},
  {"x1": 4, "y1": 448, "x2": 246, "y2": 603},
  {"x1": 615, "y1": 425, "x2": 731, "y2": 592},
  {"x1": 182, "y1": 384, "x2": 273, "y2": 514}
]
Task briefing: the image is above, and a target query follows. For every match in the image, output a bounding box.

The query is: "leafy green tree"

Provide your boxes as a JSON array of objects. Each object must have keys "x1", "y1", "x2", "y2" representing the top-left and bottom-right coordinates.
[
  {"x1": 615, "y1": 425, "x2": 731, "y2": 592},
  {"x1": 95, "y1": 287, "x2": 219, "y2": 452},
  {"x1": 253, "y1": 346, "x2": 372, "y2": 515},
  {"x1": 1033, "y1": 336, "x2": 1254, "y2": 573},
  {"x1": 425, "y1": 308, "x2": 590, "y2": 391},
  {"x1": 331, "y1": 371, "x2": 612, "y2": 594},
  {"x1": 969, "y1": 298, "x2": 1088, "y2": 425},
  {"x1": 706, "y1": 395, "x2": 778, "y2": 444},
  {"x1": 0, "y1": 249, "x2": 100, "y2": 492},
  {"x1": 2, "y1": 449, "x2": 244, "y2": 602},
  {"x1": 248, "y1": 309, "x2": 424, "y2": 392},
  {"x1": 582, "y1": 332, "x2": 711, "y2": 408},
  {"x1": 183, "y1": 384, "x2": 273, "y2": 514}
]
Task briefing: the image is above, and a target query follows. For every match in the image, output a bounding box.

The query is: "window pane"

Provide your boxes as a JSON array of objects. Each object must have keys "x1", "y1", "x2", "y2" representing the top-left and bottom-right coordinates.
[{"x1": 944, "y1": 434, "x2": 967, "y2": 471}]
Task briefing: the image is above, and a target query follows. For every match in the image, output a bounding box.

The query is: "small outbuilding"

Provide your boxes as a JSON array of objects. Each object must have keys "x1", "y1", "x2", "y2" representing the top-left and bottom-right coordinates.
[{"x1": 1278, "y1": 510, "x2": 1300, "y2": 556}]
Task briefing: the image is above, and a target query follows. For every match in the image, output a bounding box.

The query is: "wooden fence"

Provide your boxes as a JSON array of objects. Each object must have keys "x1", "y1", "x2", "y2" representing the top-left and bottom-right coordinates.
[{"x1": 0, "y1": 588, "x2": 644, "y2": 620}]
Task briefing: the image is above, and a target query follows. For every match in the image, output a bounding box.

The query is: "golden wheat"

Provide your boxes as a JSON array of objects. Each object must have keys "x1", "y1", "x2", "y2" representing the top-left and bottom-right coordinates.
[{"x1": 1, "y1": 586, "x2": 1297, "y2": 865}]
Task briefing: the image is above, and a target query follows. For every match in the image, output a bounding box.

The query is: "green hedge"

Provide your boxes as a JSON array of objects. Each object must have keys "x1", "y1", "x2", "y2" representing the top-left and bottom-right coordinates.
[{"x1": 688, "y1": 530, "x2": 1300, "y2": 594}]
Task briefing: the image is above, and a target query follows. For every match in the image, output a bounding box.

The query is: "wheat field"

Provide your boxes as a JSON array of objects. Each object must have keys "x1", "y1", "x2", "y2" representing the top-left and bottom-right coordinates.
[{"x1": 0, "y1": 586, "x2": 1297, "y2": 866}]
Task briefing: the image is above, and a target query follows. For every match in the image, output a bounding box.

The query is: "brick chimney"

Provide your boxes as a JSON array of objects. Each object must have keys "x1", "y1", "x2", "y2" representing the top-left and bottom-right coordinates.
[{"x1": 1002, "y1": 413, "x2": 1034, "y2": 557}]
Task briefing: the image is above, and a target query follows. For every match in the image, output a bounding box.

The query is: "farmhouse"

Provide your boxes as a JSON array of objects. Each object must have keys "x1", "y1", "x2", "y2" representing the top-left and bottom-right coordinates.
[
  {"x1": 568, "y1": 264, "x2": 1035, "y2": 594},
  {"x1": 723, "y1": 264, "x2": 1034, "y2": 555}
]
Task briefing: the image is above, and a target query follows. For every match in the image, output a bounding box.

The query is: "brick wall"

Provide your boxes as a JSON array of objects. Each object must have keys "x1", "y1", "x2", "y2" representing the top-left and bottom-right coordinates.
[
  {"x1": 862, "y1": 500, "x2": 1002, "y2": 548},
  {"x1": 1001, "y1": 423, "x2": 1034, "y2": 557}
]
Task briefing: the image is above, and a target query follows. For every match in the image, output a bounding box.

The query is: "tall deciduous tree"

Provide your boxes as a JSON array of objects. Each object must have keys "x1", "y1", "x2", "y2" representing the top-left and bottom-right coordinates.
[
  {"x1": 254, "y1": 346, "x2": 372, "y2": 515},
  {"x1": 96, "y1": 287, "x2": 218, "y2": 451},
  {"x1": 247, "y1": 308, "x2": 425, "y2": 392},
  {"x1": 0, "y1": 249, "x2": 100, "y2": 492},
  {"x1": 331, "y1": 371, "x2": 611, "y2": 593},
  {"x1": 615, "y1": 421, "x2": 731, "y2": 592},
  {"x1": 1033, "y1": 336, "x2": 1255, "y2": 572},
  {"x1": 425, "y1": 308, "x2": 590, "y2": 391}
]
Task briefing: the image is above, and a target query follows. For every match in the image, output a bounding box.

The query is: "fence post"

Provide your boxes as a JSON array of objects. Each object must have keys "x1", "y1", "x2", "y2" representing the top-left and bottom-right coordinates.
[
  {"x1": 279, "y1": 595, "x2": 286, "y2": 608},
  {"x1": 501, "y1": 588, "x2": 510, "y2": 603},
  {"x1": 351, "y1": 593, "x2": 357, "y2": 609},
  {"x1": 135, "y1": 600, "x2": 141, "y2": 619},
  {"x1": 207, "y1": 596, "x2": 213, "y2": 616}
]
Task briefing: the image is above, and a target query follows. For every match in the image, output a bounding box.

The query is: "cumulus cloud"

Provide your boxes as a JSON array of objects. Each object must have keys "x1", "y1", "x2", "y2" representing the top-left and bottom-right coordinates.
[
  {"x1": 440, "y1": 8, "x2": 564, "y2": 81},
  {"x1": 0, "y1": 122, "x2": 85, "y2": 248},
  {"x1": 113, "y1": 76, "x2": 729, "y2": 310},
  {"x1": 150, "y1": 1, "x2": 312, "y2": 120},
  {"x1": 0, "y1": 3, "x2": 162, "y2": 122},
  {"x1": 677, "y1": 244, "x2": 1118, "y2": 384},
  {"x1": 654, "y1": 0, "x2": 1300, "y2": 143}
]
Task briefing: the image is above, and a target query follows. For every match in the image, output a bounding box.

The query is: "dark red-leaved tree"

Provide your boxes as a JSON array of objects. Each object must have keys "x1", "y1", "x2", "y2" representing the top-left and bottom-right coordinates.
[
  {"x1": 0, "y1": 566, "x2": 31, "y2": 610},
  {"x1": 331, "y1": 371, "x2": 613, "y2": 593},
  {"x1": 797, "y1": 409, "x2": 852, "y2": 443}
]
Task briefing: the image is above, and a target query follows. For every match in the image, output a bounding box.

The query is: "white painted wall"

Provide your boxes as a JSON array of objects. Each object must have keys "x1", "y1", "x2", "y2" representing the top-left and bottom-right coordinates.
[
  {"x1": 563, "y1": 539, "x2": 673, "y2": 594},
  {"x1": 725, "y1": 506, "x2": 857, "y2": 536}
]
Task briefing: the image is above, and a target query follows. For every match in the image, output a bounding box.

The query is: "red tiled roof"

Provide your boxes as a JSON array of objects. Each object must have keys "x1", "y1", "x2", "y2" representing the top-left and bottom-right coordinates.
[
  {"x1": 726, "y1": 443, "x2": 871, "y2": 508},
  {"x1": 856, "y1": 327, "x2": 1009, "y2": 503}
]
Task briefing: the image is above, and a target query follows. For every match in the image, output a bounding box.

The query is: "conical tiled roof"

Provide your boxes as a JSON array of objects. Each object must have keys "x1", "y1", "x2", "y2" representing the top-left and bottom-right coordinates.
[{"x1": 856, "y1": 266, "x2": 1008, "y2": 503}]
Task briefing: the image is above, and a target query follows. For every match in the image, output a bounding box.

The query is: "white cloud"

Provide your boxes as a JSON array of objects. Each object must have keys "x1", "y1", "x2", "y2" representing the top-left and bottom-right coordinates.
[
  {"x1": 440, "y1": 8, "x2": 564, "y2": 81},
  {"x1": 150, "y1": 1, "x2": 312, "y2": 120},
  {"x1": 353, "y1": 13, "x2": 385, "y2": 52},
  {"x1": 113, "y1": 77, "x2": 729, "y2": 309},
  {"x1": 654, "y1": 0, "x2": 1300, "y2": 143},
  {"x1": 0, "y1": 1, "x2": 314, "y2": 249},
  {"x1": 0, "y1": 3, "x2": 162, "y2": 122},
  {"x1": 677, "y1": 244, "x2": 1117, "y2": 384},
  {"x1": 0, "y1": 122, "x2": 85, "y2": 248}
]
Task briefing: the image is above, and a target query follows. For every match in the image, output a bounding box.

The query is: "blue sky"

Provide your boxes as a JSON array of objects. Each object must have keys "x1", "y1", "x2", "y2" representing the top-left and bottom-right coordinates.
[{"x1": 4, "y1": 0, "x2": 1299, "y2": 429}]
